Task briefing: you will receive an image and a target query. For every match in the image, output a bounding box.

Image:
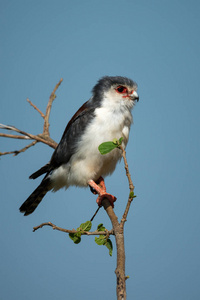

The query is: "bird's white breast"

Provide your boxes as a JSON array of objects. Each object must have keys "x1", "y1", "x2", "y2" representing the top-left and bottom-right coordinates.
[{"x1": 51, "y1": 98, "x2": 133, "y2": 190}]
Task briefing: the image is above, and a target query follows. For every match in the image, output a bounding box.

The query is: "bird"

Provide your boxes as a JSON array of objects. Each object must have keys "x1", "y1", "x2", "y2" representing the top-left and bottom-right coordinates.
[{"x1": 19, "y1": 76, "x2": 139, "y2": 216}]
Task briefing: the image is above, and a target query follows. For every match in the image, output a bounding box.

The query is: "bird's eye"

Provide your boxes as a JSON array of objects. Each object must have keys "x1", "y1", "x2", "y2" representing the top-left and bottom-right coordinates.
[{"x1": 116, "y1": 86, "x2": 128, "y2": 94}]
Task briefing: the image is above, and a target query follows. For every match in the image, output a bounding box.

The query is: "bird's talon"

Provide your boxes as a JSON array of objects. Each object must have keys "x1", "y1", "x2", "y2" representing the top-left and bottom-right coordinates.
[
  {"x1": 96, "y1": 193, "x2": 117, "y2": 208},
  {"x1": 88, "y1": 178, "x2": 116, "y2": 208}
]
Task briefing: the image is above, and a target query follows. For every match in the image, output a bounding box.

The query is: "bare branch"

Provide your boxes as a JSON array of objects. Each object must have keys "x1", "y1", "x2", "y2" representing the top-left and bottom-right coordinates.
[
  {"x1": 43, "y1": 78, "x2": 63, "y2": 136},
  {"x1": 0, "y1": 124, "x2": 34, "y2": 142},
  {"x1": 0, "y1": 79, "x2": 62, "y2": 156},
  {"x1": 33, "y1": 221, "x2": 114, "y2": 236},
  {"x1": 0, "y1": 121, "x2": 57, "y2": 152},
  {"x1": 0, "y1": 140, "x2": 38, "y2": 157},
  {"x1": 27, "y1": 98, "x2": 45, "y2": 118},
  {"x1": 101, "y1": 198, "x2": 127, "y2": 300},
  {"x1": 14, "y1": 141, "x2": 38, "y2": 156},
  {"x1": 119, "y1": 145, "x2": 135, "y2": 226},
  {"x1": 0, "y1": 124, "x2": 14, "y2": 130},
  {"x1": 0, "y1": 124, "x2": 34, "y2": 139},
  {"x1": 0, "y1": 133, "x2": 31, "y2": 139},
  {"x1": 119, "y1": 145, "x2": 134, "y2": 191},
  {"x1": 0, "y1": 150, "x2": 19, "y2": 156}
]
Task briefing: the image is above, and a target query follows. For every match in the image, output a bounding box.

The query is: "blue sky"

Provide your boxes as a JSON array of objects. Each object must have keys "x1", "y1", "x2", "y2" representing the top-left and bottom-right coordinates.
[{"x1": 1, "y1": 1, "x2": 200, "y2": 299}]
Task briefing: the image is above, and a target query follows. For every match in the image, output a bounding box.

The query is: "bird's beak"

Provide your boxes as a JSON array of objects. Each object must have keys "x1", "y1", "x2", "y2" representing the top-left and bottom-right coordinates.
[{"x1": 130, "y1": 90, "x2": 139, "y2": 102}]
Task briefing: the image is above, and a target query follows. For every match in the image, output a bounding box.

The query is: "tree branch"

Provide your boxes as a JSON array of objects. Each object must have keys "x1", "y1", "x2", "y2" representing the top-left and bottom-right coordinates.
[
  {"x1": 27, "y1": 98, "x2": 45, "y2": 118},
  {"x1": 101, "y1": 199, "x2": 126, "y2": 300},
  {"x1": 43, "y1": 78, "x2": 63, "y2": 136},
  {"x1": 119, "y1": 145, "x2": 135, "y2": 226},
  {"x1": 0, "y1": 141, "x2": 38, "y2": 157},
  {"x1": 0, "y1": 79, "x2": 63, "y2": 155},
  {"x1": 0, "y1": 124, "x2": 57, "y2": 149},
  {"x1": 33, "y1": 221, "x2": 114, "y2": 236},
  {"x1": 0, "y1": 133, "x2": 31, "y2": 139}
]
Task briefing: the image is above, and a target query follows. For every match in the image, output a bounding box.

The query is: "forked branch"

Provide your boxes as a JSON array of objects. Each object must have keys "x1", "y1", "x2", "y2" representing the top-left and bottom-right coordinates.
[
  {"x1": 0, "y1": 78, "x2": 63, "y2": 156},
  {"x1": 33, "y1": 221, "x2": 114, "y2": 236}
]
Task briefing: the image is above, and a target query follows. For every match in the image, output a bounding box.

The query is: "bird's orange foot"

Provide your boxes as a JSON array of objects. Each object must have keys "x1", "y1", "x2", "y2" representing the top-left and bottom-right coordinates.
[
  {"x1": 88, "y1": 177, "x2": 117, "y2": 208},
  {"x1": 96, "y1": 193, "x2": 116, "y2": 208}
]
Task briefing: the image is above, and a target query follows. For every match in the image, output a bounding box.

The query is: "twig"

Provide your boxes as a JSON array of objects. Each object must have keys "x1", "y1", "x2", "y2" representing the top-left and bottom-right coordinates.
[
  {"x1": 0, "y1": 79, "x2": 62, "y2": 156},
  {"x1": 0, "y1": 124, "x2": 30, "y2": 139},
  {"x1": 0, "y1": 140, "x2": 38, "y2": 157},
  {"x1": 0, "y1": 150, "x2": 20, "y2": 156},
  {"x1": 119, "y1": 145, "x2": 134, "y2": 190},
  {"x1": 0, "y1": 133, "x2": 31, "y2": 139},
  {"x1": 0, "y1": 124, "x2": 57, "y2": 148},
  {"x1": 14, "y1": 141, "x2": 38, "y2": 156},
  {"x1": 43, "y1": 78, "x2": 63, "y2": 136},
  {"x1": 27, "y1": 98, "x2": 45, "y2": 118},
  {"x1": 119, "y1": 145, "x2": 135, "y2": 226},
  {"x1": 33, "y1": 221, "x2": 114, "y2": 236}
]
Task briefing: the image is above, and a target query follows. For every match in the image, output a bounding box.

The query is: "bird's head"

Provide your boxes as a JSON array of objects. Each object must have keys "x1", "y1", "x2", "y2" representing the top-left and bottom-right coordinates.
[{"x1": 92, "y1": 76, "x2": 139, "y2": 111}]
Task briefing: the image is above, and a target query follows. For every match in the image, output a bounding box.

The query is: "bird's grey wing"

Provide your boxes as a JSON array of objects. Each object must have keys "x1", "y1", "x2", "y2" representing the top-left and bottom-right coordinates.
[
  {"x1": 49, "y1": 100, "x2": 96, "y2": 168},
  {"x1": 29, "y1": 99, "x2": 96, "y2": 179}
]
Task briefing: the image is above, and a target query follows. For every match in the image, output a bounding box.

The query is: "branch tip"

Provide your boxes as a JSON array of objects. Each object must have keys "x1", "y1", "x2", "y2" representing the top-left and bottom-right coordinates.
[{"x1": 27, "y1": 98, "x2": 45, "y2": 118}]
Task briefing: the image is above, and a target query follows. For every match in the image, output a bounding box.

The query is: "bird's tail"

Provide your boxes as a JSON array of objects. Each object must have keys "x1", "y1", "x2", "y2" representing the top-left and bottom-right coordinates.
[{"x1": 19, "y1": 179, "x2": 51, "y2": 216}]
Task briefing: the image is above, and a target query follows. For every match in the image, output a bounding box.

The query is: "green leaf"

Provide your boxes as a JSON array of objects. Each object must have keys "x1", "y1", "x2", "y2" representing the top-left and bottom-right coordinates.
[
  {"x1": 95, "y1": 231, "x2": 113, "y2": 256},
  {"x1": 68, "y1": 220, "x2": 92, "y2": 245},
  {"x1": 69, "y1": 233, "x2": 81, "y2": 244},
  {"x1": 95, "y1": 236, "x2": 106, "y2": 245},
  {"x1": 105, "y1": 239, "x2": 113, "y2": 256},
  {"x1": 97, "y1": 223, "x2": 106, "y2": 231},
  {"x1": 76, "y1": 231, "x2": 82, "y2": 237},
  {"x1": 78, "y1": 221, "x2": 92, "y2": 232},
  {"x1": 98, "y1": 141, "x2": 118, "y2": 155},
  {"x1": 129, "y1": 191, "x2": 137, "y2": 199},
  {"x1": 118, "y1": 137, "x2": 124, "y2": 145},
  {"x1": 98, "y1": 137, "x2": 124, "y2": 155},
  {"x1": 73, "y1": 236, "x2": 81, "y2": 244},
  {"x1": 129, "y1": 191, "x2": 134, "y2": 198}
]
